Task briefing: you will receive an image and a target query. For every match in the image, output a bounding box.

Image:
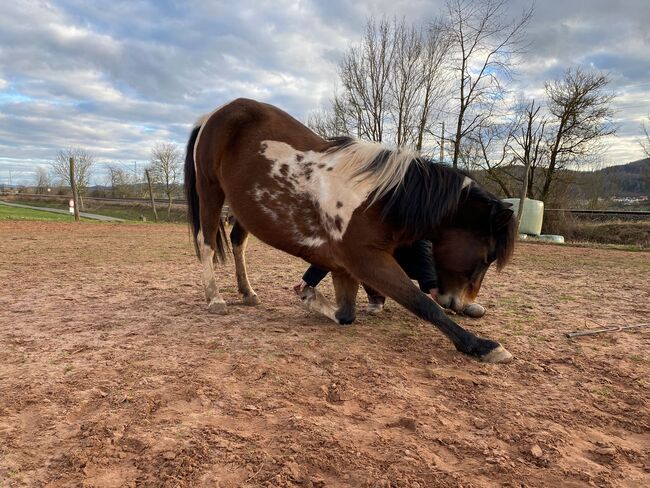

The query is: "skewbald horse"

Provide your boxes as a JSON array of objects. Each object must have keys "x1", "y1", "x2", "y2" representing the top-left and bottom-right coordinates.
[{"x1": 184, "y1": 98, "x2": 517, "y2": 364}]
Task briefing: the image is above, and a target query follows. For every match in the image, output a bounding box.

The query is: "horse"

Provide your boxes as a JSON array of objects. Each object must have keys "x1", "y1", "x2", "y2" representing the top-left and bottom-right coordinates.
[{"x1": 184, "y1": 98, "x2": 517, "y2": 364}]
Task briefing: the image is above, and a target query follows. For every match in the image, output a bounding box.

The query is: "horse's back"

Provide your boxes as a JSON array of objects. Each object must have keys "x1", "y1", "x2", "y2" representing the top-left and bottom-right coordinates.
[{"x1": 193, "y1": 98, "x2": 336, "y2": 265}]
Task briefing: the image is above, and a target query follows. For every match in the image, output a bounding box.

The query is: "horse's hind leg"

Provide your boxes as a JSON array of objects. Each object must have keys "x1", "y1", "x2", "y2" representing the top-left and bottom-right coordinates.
[
  {"x1": 230, "y1": 220, "x2": 259, "y2": 306},
  {"x1": 197, "y1": 186, "x2": 228, "y2": 314}
]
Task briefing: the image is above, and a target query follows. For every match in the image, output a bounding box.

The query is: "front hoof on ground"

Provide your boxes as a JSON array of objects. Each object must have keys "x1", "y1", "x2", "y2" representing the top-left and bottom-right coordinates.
[
  {"x1": 336, "y1": 315, "x2": 356, "y2": 326},
  {"x1": 242, "y1": 294, "x2": 260, "y2": 306},
  {"x1": 208, "y1": 299, "x2": 228, "y2": 315},
  {"x1": 480, "y1": 345, "x2": 513, "y2": 364}
]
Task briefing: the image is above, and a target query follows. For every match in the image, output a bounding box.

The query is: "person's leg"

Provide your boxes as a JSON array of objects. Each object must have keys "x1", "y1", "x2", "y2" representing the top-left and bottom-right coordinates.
[
  {"x1": 362, "y1": 284, "x2": 386, "y2": 315},
  {"x1": 293, "y1": 265, "x2": 330, "y2": 295}
]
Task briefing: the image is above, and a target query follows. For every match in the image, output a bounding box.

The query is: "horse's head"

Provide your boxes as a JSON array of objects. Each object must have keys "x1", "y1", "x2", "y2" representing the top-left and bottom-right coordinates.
[{"x1": 432, "y1": 185, "x2": 517, "y2": 312}]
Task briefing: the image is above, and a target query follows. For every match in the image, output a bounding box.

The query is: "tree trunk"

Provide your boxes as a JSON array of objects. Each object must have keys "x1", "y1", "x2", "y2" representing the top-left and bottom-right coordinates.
[
  {"x1": 517, "y1": 158, "x2": 532, "y2": 229},
  {"x1": 69, "y1": 157, "x2": 80, "y2": 222},
  {"x1": 167, "y1": 194, "x2": 172, "y2": 218},
  {"x1": 145, "y1": 169, "x2": 158, "y2": 222}
]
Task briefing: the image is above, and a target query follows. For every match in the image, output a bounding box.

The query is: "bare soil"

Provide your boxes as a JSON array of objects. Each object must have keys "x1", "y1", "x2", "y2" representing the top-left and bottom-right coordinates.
[{"x1": 1, "y1": 222, "x2": 648, "y2": 488}]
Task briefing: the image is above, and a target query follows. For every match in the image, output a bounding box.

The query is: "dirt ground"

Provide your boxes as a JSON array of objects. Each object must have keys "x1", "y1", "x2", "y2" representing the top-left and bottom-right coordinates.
[{"x1": 1, "y1": 222, "x2": 648, "y2": 488}]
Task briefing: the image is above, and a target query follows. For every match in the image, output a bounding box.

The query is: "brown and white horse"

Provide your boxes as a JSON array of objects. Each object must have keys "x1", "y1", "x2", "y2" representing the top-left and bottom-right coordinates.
[{"x1": 184, "y1": 98, "x2": 517, "y2": 363}]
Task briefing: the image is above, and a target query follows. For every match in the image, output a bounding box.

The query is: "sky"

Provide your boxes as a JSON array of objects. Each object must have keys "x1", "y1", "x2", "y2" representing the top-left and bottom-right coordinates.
[{"x1": 1, "y1": 0, "x2": 649, "y2": 185}]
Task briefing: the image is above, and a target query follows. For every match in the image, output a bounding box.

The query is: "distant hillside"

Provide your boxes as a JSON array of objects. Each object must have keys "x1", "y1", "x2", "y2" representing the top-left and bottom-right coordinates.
[
  {"x1": 472, "y1": 158, "x2": 649, "y2": 206},
  {"x1": 585, "y1": 158, "x2": 649, "y2": 197}
]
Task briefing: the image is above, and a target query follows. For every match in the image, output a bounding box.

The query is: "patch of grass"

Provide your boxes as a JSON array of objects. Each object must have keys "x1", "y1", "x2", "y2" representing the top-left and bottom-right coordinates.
[
  {"x1": 591, "y1": 386, "x2": 613, "y2": 398},
  {"x1": 0, "y1": 204, "x2": 80, "y2": 222},
  {"x1": 8, "y1": 198, "x2": 186, "y2": 223},
  {"x1": 558, "y1": 294, "x2": 577, "y2": 302},
  {"x1": 628, "y1": 354, "x2": 650, "y2": 364}
]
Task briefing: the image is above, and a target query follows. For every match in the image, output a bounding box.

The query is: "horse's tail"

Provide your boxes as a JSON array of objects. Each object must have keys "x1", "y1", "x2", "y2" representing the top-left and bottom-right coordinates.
[
  {"x1": 184, "y1": 124, "x2": 230, "y2": 263},
  {"x1": 184, "y1": 125, "x2": 202, "y2": 259}
]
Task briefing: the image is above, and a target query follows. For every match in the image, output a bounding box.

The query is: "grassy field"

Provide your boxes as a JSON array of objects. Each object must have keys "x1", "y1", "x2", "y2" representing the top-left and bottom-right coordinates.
[
  {"x1": 3, "y1": 197, "x2": 186, "y2": 222},
  {"x1": 0, "y1": 204, "x2": 80, "y2": 222}
]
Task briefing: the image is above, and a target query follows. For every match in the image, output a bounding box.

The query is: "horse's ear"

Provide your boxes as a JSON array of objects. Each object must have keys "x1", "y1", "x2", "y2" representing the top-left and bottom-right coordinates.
[{"x1": 493, "y1": 206, "x2": 514, "y2": 229}]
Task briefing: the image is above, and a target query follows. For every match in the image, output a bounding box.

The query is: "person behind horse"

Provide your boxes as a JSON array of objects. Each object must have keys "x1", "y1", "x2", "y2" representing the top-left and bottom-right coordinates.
[{"x1": 294, "y1": 240, "x2": 486, "y2": 318}]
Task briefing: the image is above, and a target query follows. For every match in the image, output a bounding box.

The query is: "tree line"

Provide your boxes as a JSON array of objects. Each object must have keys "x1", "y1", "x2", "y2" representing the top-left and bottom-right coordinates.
[
  {"x1": 35, "y1": 143, "x2": 183, "y2": 217},
  {"x1": 308, "y1": 0, "x2": 628, "y2": 204}
]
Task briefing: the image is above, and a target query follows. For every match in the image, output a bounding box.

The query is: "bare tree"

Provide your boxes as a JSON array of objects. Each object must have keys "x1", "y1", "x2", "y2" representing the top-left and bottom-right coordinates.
[
  {"x1": 509, "y1": 100, "x2": 547, "y2": 222},
  {"x1": 149, "y1": 143, "x2": 182, "y2": 217},
  {"x1": 390, "y1": 19, "x2": 452, "y2": 149},
  {"x1": 470, "y1": 121, "x2": 517, "y2": 196},
  {"x1": 446, "y1": 0, "x2": 533, "y2": 168},
  {"x1": 509, "y1": 100, "x2": 547, "y2": 201},
  {"x1": 314, "y1": 17, "x2": 451, "y2": 150},
  {"x1": 307, "y1": 97, "x2": 351, "y2": 139},
  {"x1": 34, "y1": 166, "x2": 51, "y2": 194},
  {"x1": 390, "y1": 21, "x2": 423, "y2": 146},
  {"x1": 641, "y1": 116, "x2": 650, "y2": 158},
  {"x1": 541, "y1": 68, "x2": 615, "y2": 201},
  {"x1": 106, "y1": 164, "x2": 133, "y2": 198},
  {"x1": 338, "y1": 17, "x2": 395, "y2": 142},
  {"x1": 51, "y1": 147, "x2": 95, "y2": 209},
  {"x1": 414, "y1": 21, "x2": 452, "y2": 152}
]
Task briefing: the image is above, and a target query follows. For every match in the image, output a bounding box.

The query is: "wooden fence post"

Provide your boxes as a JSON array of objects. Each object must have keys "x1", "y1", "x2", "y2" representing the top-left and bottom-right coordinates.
[
  {"x1": 145, "y1": 169, "x2": 158, "y2": 222},
  {"x1": 69, "y1": 157, "x2": 80, "y2": 222}
]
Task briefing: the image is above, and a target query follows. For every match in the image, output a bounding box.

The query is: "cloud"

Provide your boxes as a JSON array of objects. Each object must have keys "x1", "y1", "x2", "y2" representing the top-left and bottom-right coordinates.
[{"x1": 0, "y1": 0, "x2": 648, "y2": 185}]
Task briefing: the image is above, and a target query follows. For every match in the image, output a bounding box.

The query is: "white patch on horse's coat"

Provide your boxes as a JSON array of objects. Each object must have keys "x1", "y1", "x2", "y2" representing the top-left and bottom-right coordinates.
[
  {"x1": 301, "y1": 236, "x2": 326, "y2": 247},
  {"x1": 260, "y1": 140, "x2": 384, "y2": 240},
  {"x1": 251, "y1": 185, "x2": 279, "y2": 221},
  {"x1": 462, "y1": 176, "x2": 473, "y2": 189}
]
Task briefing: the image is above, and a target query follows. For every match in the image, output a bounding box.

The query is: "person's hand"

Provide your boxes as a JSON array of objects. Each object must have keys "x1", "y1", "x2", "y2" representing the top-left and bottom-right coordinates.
[
  {"x1": 429, "y1": 287, "x2": 439, "y2": 302},
  {"x1": 293, "y1": 280, "x2": 308, "y2": 295}
]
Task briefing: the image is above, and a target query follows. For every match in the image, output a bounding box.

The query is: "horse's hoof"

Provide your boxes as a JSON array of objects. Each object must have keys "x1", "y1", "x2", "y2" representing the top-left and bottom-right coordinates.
[
  {"x1": 462, "y1": 303, "x2": 486, "y2": 318},
  {"x1": 480, "y1": 345, "x2": 513, "y2": 364},
  {"x1": 242, "y1": 294, "x2": 260, "y2": 306},
  {"x1": 366, "y1": 303, "x2": 384, "y2": 315},
  {"x1": 207, "y1": 299, "x2": 228, "y2": 315}
]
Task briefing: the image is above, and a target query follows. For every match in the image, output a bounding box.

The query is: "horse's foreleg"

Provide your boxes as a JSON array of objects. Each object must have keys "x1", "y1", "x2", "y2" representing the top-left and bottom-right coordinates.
[
  {"x1": 332, "y1": 272, "x2": 359, "y2": 325},
  {"x1": 344, "y1": 249, "x2": 512, "y2": 364},
  {"x1": 230, "y1": 220, "x2": 259, "y2": 306}
]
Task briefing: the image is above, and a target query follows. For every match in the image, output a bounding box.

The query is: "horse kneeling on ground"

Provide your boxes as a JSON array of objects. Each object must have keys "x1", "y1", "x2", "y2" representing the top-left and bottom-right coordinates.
[{"x1": 184, "y1": 98, "x2": 517, "y2": 364}]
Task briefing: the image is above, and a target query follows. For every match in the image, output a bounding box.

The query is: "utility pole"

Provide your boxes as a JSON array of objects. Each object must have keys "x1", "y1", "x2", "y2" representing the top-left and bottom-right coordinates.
[{"x1": 69, "y1": 157, "x2": 80, "y2": 221}]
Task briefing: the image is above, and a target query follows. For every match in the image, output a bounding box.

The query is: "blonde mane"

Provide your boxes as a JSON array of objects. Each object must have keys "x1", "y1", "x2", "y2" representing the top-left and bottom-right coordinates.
[{"x1": 327, "y1": 139, "x2": 424, "y2": 205}]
